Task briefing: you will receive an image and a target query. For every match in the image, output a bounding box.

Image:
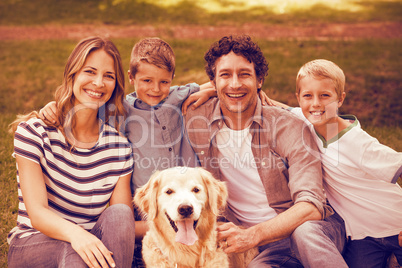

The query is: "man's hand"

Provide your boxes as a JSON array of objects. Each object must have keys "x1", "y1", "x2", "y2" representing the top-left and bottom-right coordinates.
[
  {"x1": 39, "y1": 101, "x2": 58, "y2": 124},
  {"x1": 217, "y1": 222, "x2": 257, "y2": 254}
]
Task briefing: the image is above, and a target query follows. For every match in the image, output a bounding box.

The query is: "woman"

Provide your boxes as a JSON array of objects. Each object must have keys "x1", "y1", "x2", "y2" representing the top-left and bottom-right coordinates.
[{"x1": 8, "y1": 36, "x2": 135, "y2": 268}]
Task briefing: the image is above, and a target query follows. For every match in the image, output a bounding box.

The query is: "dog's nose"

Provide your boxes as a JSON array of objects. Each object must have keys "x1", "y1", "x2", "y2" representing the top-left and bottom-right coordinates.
[{"x1": 178, "y1": 204, "x2": 193, "y2": 217}]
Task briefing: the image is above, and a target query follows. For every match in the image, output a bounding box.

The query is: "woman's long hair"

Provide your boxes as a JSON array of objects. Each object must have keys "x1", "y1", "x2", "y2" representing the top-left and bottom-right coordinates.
[{"x1": 9, "y1": 36, "x2": 127, "y2": 139}]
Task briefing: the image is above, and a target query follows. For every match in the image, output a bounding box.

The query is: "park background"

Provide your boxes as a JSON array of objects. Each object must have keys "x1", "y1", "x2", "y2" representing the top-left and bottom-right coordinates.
[{"x1": 0, "y1": 0, "x2": 401, "y2": 266}]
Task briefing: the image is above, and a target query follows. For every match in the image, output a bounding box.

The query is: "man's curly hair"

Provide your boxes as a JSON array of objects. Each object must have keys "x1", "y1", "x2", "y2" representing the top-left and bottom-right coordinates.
[{"x1": 204, "y1": 35, "x2": 269, "y2": 91}]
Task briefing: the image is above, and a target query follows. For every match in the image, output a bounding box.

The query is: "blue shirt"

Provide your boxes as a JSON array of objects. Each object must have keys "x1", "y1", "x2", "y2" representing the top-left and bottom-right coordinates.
[{"x1": 124, "y1": 83, "x2": 200, "y2": 193}]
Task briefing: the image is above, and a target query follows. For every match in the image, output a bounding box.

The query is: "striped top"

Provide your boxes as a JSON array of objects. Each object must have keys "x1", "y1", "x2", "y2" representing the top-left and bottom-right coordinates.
[{"x1": 8, "y1": 118, "x2": 133, "y2": 243}]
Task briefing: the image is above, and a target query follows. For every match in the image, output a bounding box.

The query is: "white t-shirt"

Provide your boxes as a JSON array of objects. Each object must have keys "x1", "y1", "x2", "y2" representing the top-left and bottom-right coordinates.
[
  {"x1": 291, "y1": 107, "x2": 402, "y2": 240},
  {"x1": 216, "y1": 123, "x2": 277, "y2": 227}
]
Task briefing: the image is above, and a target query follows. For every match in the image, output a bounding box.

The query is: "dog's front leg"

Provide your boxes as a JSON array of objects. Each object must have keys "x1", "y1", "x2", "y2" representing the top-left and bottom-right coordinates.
[
  {"x1": 141, "y1": 234, "x2": 174, "y2": 268},
  {"x1": 201, "y1": 249, "x2": 229, "y2": 268}
]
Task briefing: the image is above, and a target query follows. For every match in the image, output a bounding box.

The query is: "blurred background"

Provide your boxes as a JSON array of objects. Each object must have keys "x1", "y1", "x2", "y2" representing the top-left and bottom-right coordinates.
[{"x1": 0, "y1": 0, "x2": 401, "y2": 266}]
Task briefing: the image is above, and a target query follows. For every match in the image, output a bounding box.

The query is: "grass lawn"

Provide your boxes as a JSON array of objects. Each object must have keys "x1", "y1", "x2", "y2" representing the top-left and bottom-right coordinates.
[
  {"x1": 1, "y1": 0, "x2": 401, "y2": 26},
  {"x1": 1, "y1": 37, "x2": 401, "y2": 266},
  {"x1": 0, "y1": 0, "x2": 401, "y2": 266},
  {"x1": 1, "y1": 38, "x2": 400, "y2": 128}
]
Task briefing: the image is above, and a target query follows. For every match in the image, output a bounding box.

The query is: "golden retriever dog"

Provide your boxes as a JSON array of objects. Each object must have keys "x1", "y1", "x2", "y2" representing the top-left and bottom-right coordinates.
[{"x1": 134, "y1": 167, "x2": 229, "y2": 267}]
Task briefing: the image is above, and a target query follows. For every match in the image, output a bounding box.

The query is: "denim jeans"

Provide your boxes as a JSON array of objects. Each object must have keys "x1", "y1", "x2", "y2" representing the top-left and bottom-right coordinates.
[
  {"x1": 344, "y1": 235, "x2": 402, "y2": 268},
  {"x1": 248, "y1": 211, "x2": 347, "y2": 268},
  {"x1": 290, "y1": 210, "x2": 347, "y2": 268},
  {"x1": 248, "y1": 238, "x2": 304, "y2": 268},
  {"x1": 8, "y1": 204, "x2": 135, "y2": 268}
]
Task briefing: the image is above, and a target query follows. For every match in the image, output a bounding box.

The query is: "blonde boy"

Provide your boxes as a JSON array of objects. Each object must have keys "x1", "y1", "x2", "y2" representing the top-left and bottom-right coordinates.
[{"x1": 291, "y1": 59, "x2": 402, "y2": 267}]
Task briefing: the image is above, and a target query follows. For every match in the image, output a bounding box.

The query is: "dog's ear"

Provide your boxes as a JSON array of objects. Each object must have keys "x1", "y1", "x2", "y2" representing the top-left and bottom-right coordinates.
[
  {"x1": 134, "y1": 170, "x2": 161, "y2": 221},
  {"x1": 198, "y1": 168, "x2": 227, "y2": 216}
]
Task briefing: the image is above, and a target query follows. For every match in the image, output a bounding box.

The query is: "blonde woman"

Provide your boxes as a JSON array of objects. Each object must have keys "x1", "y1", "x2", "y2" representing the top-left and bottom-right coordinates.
[{"x1": 8, "y1": 37, "x2": 134, "y2": 268}]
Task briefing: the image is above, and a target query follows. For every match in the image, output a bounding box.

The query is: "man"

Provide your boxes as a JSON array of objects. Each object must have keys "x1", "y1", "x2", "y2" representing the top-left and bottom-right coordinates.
[{"x1": 185, "y1": 35, "x2": 347, "y2": 267}]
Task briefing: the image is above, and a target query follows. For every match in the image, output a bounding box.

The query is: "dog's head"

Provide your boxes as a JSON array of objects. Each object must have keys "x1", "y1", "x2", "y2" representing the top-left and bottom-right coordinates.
[{"x1": 134, "y1": 167, "x2": 227, "y2": 246}]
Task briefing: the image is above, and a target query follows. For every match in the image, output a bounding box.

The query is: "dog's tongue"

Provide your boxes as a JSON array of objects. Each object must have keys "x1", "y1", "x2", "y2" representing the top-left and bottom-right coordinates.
[{"x1": 175, "y1": 219, "x2": 198, "y2": 245}]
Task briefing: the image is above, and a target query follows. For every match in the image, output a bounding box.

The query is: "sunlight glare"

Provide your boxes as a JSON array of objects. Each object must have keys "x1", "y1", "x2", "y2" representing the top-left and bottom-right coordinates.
[{"x1": 140, "y1": 0, "x2": 364, "y2": 14}]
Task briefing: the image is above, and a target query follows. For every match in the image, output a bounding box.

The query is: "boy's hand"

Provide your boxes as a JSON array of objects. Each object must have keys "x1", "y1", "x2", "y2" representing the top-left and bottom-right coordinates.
[
  {"x1": 199, "y1": 81, "x2": 215, "y2": 91},
  {"x1": 182, "y1": 82, "x2": 217, "y2": 115},
  {"x1": 259, "y1": 90, "x2": 274, "y2": 106},
  {"x1": 39, "y1": 101, "x2": 58, "y2": 124},
  {"x1": 259, "y1": 91, "x2": 290, "y2": 109}
]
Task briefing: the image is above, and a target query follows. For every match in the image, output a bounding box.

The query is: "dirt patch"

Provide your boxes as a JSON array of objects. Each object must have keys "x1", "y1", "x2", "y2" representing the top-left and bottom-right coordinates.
[{"x1": 1, "y1": 22, "x2": 401, "y2": 40}]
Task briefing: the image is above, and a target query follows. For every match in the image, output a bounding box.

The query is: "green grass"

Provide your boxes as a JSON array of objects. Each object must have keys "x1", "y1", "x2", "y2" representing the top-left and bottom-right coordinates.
[
  {"x1": 1, "y1": 37, "x2": 401, "y2": 265},
  {"x1": 1, "y1": 0, "x2": 401, "y2": 266},
  {"x1": 0, "y1": 0, "x2": 401, "y2": 26},
  {"x1": 1, "y1": 38, "x2": 400, "y2": 127},
  {"x1": 0, "y1": 115, "x2": 17, "y2": 266}
]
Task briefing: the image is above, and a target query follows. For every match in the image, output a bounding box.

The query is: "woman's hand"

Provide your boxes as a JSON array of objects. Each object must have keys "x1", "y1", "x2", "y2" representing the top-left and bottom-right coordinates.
[
  {"x1": 70, "y1": 228, "x2": 115, "y2": 268},
  {"x1": 17, "y1": 156, "x2": 115, "y2": 268}
]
